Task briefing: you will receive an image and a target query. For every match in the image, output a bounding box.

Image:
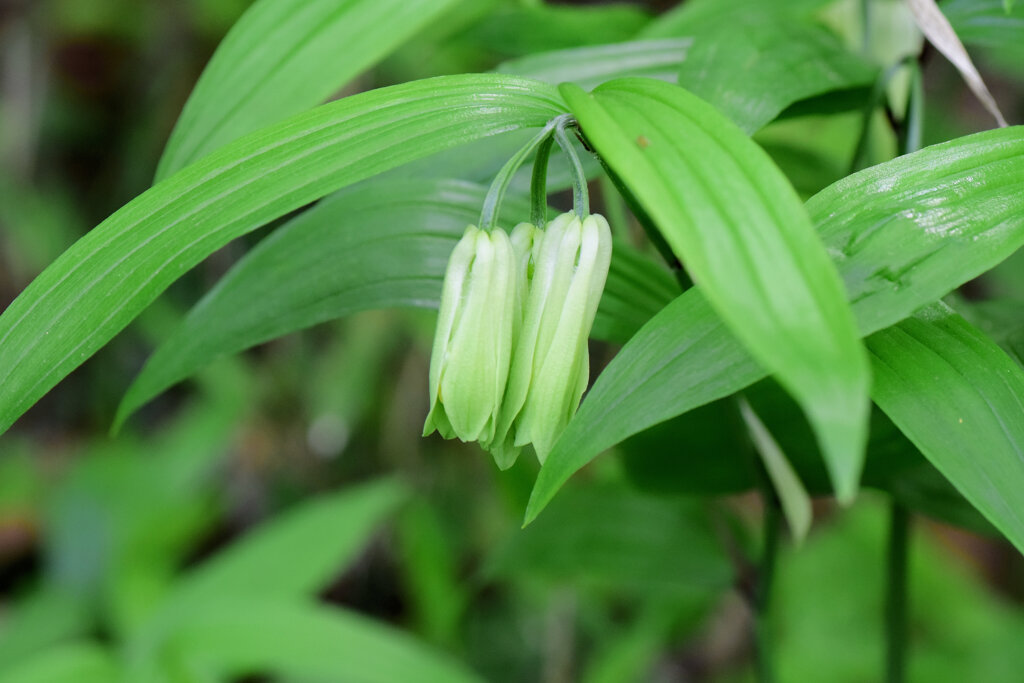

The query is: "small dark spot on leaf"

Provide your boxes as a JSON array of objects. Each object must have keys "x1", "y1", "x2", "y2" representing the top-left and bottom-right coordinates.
[{"x1": 637, "y1": 135, "x2": 650, "y2": 148}]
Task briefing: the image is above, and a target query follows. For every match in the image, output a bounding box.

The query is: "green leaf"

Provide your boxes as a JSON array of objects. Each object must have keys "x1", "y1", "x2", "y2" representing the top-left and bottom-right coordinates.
[
  {"x1": 116, "y1": 178, "x2": 675, "y2": 424},
  {"x1": 866, "y1": 304, "x2": 1024, "y2": 554},
  {"x1": 942, "y1": 0, "x2": 1024, "y2": 73},
  {"x1": 395, "y1": 500, "x2": 465, "y2": 649},
  {"x1": 773, "y1": 500, "x2": 1024, "y2": 682},
  {"x1": 640, "y1": 0, "x2": 836, "y2": 38},
  {"x1": 469, "y1": 3, "x2": 651, "y2": 58},
  {"x1": 674, "y1": 13, "x2": 877, "y2": 134},
  {"x1": 638, "y1": 1, "x2": 876, "y2": 133},
  {"x1": 811, "y1": 125, "x2": 1024, "y2": 334},
  {"x1": 617, "y1": 388, "x2": 992, "y2": 535},
  {"x1": 162, "y1": 600, "x2": 484, "y2": 683},
  {"x1": 167, "y1": 479, "x2": 405, "y2": 606},
  {"x1": 0, "y1": 75, "x2": 565, "y2": 437},
  {"x1": 496, "y1": 39, "x2": 692, "y2": 90},
  {"x1": 397, "y1": 41, "x2": 693, "y2": 191},
  {"x1": 156, "y1": 0, "x2": 460, "y2": 179},
  {"x1": 527, "y1": 125, "x2": 1024, "y2": 524},
  {"x1": 0, "y1": 642, "x2": 118, "y2": 683},
  {"x1": 561, "y1": 77, "x2": 870, "y2": 503},
  {"x1": 0, "y1": 589, "x2": 92, "y2": 671},
  {"x1": 954, "y1": 296, "x2": 1024, "y2": 367},
  {"x1": 738, "y1": 399, "x2": 813, "y2": 543},
  {"x1": 489, "y1": 484, "x2": 732, "y2": 596},
  {"x1": 581, "y1": 602, "x2": 685, "y2": 683}
]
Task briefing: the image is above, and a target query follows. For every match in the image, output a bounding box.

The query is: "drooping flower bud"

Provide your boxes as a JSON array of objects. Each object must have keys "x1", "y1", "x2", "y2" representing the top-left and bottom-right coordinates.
[
  {"x1": 423, "y1": 225, "x2": 518, "y2": 445},
  {"x1": 479, "y1": 221, "x2": 542, "y2": 469},
  {"x1": 495, "y1": 212, "x2": 613, "y2": 463}
]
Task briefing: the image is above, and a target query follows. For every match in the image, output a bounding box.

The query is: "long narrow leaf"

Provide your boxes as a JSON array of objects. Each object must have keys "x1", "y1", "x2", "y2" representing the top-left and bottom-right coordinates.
[
  {"x1": 156, "y1": 0, "x2": 460, "y2": 178},
  {"x1": 562, "y1": 77, "x2": 871, "y2": 502},
  {"x1": 159, "y1": 600, "x2": 483, "y2": 683},
  {"x1": 527, "y1": 125, "x2": 1024, "y2": 525},
  {"x1": 0, "y1": 642, "x2": 117, "y2": 683},
  {"x1": 867, "y1": 304, "x2": 1024, "y2": 554},
  {"x1": 0, "y1": 75, "x2": 565, "y2": 437},
  {"x1": 739, "y1": 399, "x2": 813, "y2": 543},
  {"x1": 496, "y1": 39, "x2": 692, "y2": 90},
  {"x1": 166, "y1": 479, "x2": 405, "y2": 606}
]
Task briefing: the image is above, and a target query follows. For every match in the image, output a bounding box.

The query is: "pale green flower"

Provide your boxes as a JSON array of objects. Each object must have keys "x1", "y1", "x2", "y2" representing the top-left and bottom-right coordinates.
[
  {"x1": 481, "y1": 221, "x2": 542, "y2": 468},
  {"x1": 492, "y1": 212, "x2": 613, "y2": 463},
  {"x1": 422, "y1": 225, "x2": 518, "y2": 445}
]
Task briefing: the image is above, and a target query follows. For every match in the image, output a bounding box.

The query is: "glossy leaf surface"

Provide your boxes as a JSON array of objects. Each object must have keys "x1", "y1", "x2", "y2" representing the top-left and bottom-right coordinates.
[{"x1": 497, "y1": 39, "x2": 692, "y2": 91}]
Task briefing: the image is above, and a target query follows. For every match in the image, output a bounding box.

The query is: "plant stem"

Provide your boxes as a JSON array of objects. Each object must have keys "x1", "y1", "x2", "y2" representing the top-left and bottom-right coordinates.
[
  {"x1": 530, "y1": 134, "x2": 555, "y2": 227},
  {"x1": 554, "y1": 119, "x2": 590, "y2": 218},
  {"x1": 479, "y1": 115, "x2": 565, "y2": 231},
  {"x1": 885, "y1": 501, "x2": 911, "y2": 683},
  {"x1": 755, "y1": 494, "x2": 781, "y2": 683}
]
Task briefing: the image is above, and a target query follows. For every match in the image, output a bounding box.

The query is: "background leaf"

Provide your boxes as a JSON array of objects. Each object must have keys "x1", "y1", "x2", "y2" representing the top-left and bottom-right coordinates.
[
  {"x1": 496, "y1": 39, "x2": 692, "y2": 91},
  {"x1": 773, "y1": 500, "x2": 1024, "y2": 682},
  {"x1": 0, "y1": 642, "x2": 117, "y2": 683},
  {"x1": 0, "y1": 75, "x2": 565, "y2": 437},
  {"x1": 161, "y1": 600, "x2": 484, "y2": 683},
  {"x1": 673, "y1": 11, "x2": 876, "y2": 134},
  {"x1": 527, "y1": 126, "x2": 1024, "y2": 525},
  {"x1": 468, "y1": 3, "x2": 651, "y2": 58},
  {"x1": 739, "y1": 399, "x2": 813, "y2": 542},
  {"x1": 165, "y1": 479, "x2": 405, "y2": 606},
  {"x1": 155, "y1": 0, "x2": 461, "y2": 178},
  {"x1": 561, "y1": 77, "x2": 870, "y2": 502},
  {"x1": 488, "y1": 484, "x2": 732, "y2": 596}
]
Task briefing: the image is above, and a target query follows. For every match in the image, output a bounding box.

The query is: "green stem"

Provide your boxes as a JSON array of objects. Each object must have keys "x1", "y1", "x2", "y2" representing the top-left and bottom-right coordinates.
[
  {"x1": 755, "y1": 494, "x2": 781, "y2": 683},
  {"x1": 885, "y1": 502, "x2": 911, "y2": 683},
  {"x1": 480, "y1": 115, "x2": 565, "y2": 231},
  {"x1": 554, "y1": 119, "x2": 590, "y2": 218},
  {"x1": 531, "y1": 134, "x2": 555, "y2": 227}
]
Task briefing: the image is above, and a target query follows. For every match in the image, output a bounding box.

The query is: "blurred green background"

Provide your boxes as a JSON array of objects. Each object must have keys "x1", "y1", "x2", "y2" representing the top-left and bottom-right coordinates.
[{"x1": 1, "y1": 0, "x2": 1023, "y2": 681}]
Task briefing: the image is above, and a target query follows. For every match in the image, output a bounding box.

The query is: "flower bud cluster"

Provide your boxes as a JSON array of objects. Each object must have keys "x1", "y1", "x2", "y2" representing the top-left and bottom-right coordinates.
[{"x1": 423, "y1": 213, "x2": 612, "y2": 468}]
